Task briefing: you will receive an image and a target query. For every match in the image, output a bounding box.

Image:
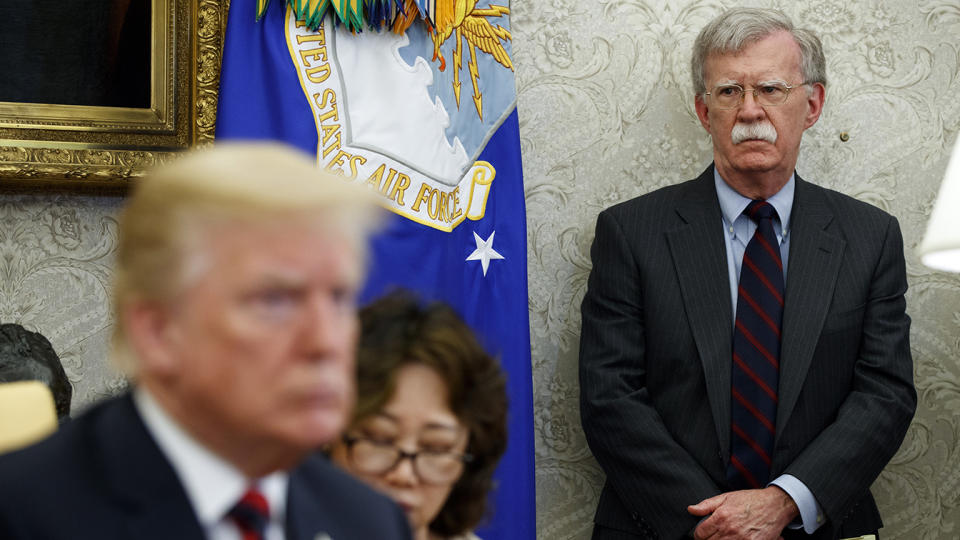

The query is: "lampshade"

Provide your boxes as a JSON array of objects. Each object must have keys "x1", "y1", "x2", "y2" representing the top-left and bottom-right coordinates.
[{"x1": 919, "y1": 135, "x2": 960, "y2": 272}]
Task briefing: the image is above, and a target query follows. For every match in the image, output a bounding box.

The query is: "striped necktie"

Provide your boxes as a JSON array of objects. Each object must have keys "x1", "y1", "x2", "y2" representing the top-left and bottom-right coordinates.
[
  {"x1": 727, "y1": 199, "x2": 783, "y2": 489},
  {"x1": 227, "y1": 487, "x2": 270, "y2": 540}
]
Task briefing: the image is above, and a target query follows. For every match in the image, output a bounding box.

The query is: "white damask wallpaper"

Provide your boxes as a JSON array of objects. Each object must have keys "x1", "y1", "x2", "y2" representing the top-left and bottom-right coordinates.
[
  {"x1": 1, "y1": 0, "x2": 959, "y2": 538},
  {"x1": 0, "y1": 196, "x2": 126, "y2": 406}
]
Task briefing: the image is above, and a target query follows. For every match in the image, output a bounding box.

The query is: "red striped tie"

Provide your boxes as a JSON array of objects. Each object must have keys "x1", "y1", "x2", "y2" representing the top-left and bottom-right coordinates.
[
  {"x1": 727, "y1": 199, "x2": 783, "y2": 490},
  {"x1": 227, "y1": 487, "x2": 270, "y2": 540}
]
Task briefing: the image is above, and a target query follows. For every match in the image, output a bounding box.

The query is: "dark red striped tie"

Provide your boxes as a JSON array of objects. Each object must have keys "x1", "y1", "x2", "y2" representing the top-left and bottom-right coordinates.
[
  {"x1": 227, "y1": 487, "x2": 270, "y2": 540},
  {"x1": 727, "y1": 199, "x2": 783, "y2": 490}
]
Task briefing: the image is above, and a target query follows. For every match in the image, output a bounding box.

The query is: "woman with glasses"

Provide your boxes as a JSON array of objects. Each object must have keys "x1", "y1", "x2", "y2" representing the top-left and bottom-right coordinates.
[{"x1": 329, "y1": 291, "x2": 508, "y2": 540}]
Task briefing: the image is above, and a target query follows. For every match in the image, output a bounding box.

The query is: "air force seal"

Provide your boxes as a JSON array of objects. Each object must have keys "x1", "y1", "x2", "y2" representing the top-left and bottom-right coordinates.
[{"x1": 285, "y1": 3, "x2": 515, "y2": 232}]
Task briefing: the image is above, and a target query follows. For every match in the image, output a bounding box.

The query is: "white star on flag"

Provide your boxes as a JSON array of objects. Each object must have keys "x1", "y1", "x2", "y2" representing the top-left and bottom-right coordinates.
[{"x1": 466, "y1": 230, "x2": 505, "y2": 276}]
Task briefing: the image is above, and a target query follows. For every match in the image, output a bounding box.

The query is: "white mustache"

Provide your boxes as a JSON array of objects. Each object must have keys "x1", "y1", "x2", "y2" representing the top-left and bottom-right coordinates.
[{"x1": 731, "y1": 121, "x2": 778, "y2": 145}]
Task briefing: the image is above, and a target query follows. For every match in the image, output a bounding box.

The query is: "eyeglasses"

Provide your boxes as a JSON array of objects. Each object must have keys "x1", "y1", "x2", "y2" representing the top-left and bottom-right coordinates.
[
  {"x1": 703, "y1": 81, "x2": 809, "y2": 110},
  {"x1": 342, "y1": 435, "x2": 473, "y2": 485}
]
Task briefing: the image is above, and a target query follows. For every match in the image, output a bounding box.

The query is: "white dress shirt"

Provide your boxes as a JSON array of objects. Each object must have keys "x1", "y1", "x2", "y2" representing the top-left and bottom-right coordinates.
[{"x1": 133, "y1": 388, "x2": 289, "y2": 540}]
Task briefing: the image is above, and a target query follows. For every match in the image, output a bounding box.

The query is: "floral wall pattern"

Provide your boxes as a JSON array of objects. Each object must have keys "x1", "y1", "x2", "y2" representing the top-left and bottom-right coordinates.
[
  {"x1": 0, "y1": 195, "x2": 125, "y2": 407},
  {"x1": 0, "y1": 0, "x2": 958, "y2": 538}
]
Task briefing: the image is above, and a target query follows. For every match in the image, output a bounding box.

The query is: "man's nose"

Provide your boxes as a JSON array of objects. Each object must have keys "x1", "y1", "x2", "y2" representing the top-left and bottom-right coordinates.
[
  {"x1": 738, "y1": 89, "x2": 766, "y2": 121},
  {"x1": 301, "y1": 295, "x2": 349, "y2": 358}
]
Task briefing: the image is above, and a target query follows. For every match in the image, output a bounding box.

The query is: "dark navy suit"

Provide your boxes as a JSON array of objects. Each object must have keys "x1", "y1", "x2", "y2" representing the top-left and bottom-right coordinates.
[
  {"x1": 579, "y1": 165, "x2": 916, "y2": 539},
  {"x1": 0, "y1": 393, "x2": 412, "y2": 540}
]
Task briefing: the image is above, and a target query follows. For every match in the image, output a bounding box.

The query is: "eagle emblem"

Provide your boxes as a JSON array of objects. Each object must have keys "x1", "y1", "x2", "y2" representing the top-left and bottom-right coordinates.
[{"x1": 427, "y1": 1, "x2": 513, "y2": 120}]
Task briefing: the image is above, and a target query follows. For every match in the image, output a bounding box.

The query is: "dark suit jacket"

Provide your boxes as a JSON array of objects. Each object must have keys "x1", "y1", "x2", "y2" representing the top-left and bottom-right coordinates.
[
  {"x1": 579, "y1": 165, "x2": 916, "y2": 540},
  {"x1": 0, "y1": 393, "x2": 412, "y2": 540}
]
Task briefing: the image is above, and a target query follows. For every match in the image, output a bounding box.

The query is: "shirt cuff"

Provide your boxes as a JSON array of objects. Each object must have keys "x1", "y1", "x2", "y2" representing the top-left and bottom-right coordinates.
[{"x1": 770, "y1": 474, "x2": 824, "y2": 534}]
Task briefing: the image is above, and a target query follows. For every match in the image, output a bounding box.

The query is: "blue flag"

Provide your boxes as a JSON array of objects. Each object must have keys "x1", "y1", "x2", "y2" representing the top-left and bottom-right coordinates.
[{"x1": 216, "y1": 2, "x2": 534, "y2": 539}]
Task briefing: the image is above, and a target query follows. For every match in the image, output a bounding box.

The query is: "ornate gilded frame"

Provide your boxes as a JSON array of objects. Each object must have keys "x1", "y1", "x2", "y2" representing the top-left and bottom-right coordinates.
[{"x1": 0, "y1": 0, "x2": 227, "y2": 192}]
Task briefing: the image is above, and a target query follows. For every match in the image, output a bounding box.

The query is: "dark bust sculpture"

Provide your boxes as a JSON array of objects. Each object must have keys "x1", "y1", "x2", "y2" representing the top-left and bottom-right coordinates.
[{"x1": 0, "y1": 324, "x2": 72, "y2": 420}]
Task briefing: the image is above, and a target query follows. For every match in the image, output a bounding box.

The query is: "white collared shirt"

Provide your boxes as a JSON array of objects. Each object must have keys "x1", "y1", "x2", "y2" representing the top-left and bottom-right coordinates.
[
  {"x1": 714, "y1": 168, "x2": 794, "y2": 320},
  {"x1": 133, "y1": 388, "x2": 289, "y2": 540}
]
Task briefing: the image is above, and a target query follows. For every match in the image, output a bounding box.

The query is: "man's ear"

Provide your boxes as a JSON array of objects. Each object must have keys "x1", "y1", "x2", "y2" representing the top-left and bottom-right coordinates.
[
  {"x1": 804, "y1": 82, "x2": 826, "y2": 129},
  {"x1": 695, "y1": 95, "x2": 712, "y2": 133},
  {"x1": 123, "y1": 300, "x2": 180, "y2": 379}
]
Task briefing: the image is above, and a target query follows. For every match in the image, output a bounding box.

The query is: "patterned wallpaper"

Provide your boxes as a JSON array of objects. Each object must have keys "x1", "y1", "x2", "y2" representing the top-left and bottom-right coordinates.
[
  {"x1": 1, "y1": 0, "x2": 959, "y2": 538},
  {"x1": 0, "y1": 195, "x2": 125, "y2": 406}
]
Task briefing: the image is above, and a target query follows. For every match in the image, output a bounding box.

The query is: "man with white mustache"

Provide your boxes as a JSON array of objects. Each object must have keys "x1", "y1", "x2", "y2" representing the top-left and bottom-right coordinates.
[
  {"x1": 580, "y1": 7, "x2": 915, "y2": 540},
  {"x1": 731, "y1": 121, "x2": 778, "y2": 146}
]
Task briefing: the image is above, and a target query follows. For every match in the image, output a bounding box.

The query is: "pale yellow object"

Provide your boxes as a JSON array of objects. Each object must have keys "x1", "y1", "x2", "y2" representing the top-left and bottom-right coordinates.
[
  {"x1": 841, "y1": 535, "x2": 877, "y2": 540},
  {"x1": 0, "y1": 381, "x2": 58, "y2": 454}
]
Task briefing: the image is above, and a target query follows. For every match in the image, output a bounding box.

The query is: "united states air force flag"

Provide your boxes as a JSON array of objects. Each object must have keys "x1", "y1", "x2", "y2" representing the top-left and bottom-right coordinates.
[{"x1": 216, "y1": 1, "x2": 534, "y2": 538}]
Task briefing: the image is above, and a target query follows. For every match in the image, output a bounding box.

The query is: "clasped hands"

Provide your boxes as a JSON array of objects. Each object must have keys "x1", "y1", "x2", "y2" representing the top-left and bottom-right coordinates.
[{"x1": 687, "y1": 486, "x2": 799, "y2": 540}]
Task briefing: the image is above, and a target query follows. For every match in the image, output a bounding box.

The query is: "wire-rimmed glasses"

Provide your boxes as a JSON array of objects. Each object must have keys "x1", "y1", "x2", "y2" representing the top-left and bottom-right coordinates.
[{"x1": 703, "y1": 81, "x2": 810, "y2": 110}]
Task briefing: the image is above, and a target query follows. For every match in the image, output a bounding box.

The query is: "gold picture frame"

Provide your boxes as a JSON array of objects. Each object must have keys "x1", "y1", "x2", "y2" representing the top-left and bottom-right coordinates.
[{"x1": 0, "y1": 0, "x2": 227, "y2": 192}]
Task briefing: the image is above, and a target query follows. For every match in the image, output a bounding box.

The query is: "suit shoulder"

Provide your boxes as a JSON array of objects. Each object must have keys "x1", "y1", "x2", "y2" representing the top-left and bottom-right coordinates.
[
  {"x1": 600, "y1": 177, "x2": 700, "y2": 224},
  {"x1": 604, "y1": 178, "x2": 695, "y2": 214},
  {"x1": 0, "y1": 398, "x2": 125, "y2": 524},
  {"x1": 293, "y1": 454, "x2": 409, "y2": 536},
  {"x1": 295, "y1": 454, "x2": 380, "y2": 496},
  {"x1": 806, "y1": 181, "x2": 895, "y2": 219},
  {"x1": 804, "y1": 181, "x2": 900, "y2": 237},
  {"x1": 0, "y1": 408, "x2": 90, "y2": 484},
  {"x1": 0, "y1": 396, "x2": 122, "y2": 490}
]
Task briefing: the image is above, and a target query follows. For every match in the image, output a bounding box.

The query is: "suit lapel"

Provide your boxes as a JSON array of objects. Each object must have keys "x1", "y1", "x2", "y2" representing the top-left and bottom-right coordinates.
[
  {"x1": 665, "y1": 166, "x2": 734, "y2": 461},
  {"x1": 121, "y1": 495, "x2": 207, "y2": 540},
  {"x1": 96, "y1": 394, "x2": 207, "y2": 540},
  {"x1": 775, "y1": 177, "x2": 845, "y2": 440}
]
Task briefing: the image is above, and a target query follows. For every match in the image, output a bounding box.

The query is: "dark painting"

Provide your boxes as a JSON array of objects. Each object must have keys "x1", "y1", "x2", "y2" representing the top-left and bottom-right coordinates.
[{"x1": 0, "y1": 0, "x2": 151, "y2": 108}]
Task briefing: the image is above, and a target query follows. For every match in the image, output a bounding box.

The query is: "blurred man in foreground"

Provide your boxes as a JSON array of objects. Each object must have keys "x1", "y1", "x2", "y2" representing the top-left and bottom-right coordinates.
[{"x1": 0, "y1": 143, "x2": 411, "y2": 540}]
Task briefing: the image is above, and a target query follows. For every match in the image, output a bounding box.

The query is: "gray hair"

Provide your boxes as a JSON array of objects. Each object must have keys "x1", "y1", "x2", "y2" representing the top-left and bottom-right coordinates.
[{"x1": 691, "y1": 7, "x2": 827, "y2": 95}]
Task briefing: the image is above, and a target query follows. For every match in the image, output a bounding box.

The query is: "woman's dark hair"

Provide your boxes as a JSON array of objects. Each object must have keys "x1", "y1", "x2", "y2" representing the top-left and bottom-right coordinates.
[
  {"x1": 353, "y1": 290, "x2": 508, "y2": 536},
  {"x1": 0, "y1": 324, "x2": 72, "y2": 420}
]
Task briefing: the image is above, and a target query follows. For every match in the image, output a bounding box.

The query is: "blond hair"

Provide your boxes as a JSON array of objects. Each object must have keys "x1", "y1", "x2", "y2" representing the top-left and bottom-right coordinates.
[{"x1": 111, "y1": 142, "x2": 380, "y2": 377}]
